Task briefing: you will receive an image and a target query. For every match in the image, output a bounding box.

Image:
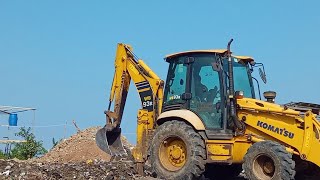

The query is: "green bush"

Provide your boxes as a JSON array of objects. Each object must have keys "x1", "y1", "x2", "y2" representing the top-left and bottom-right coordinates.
[
  {"x1": 10, "y1": 127, "x2": 47, "y2": 160},
  {"x1": 0, "y1": 150, "x2": 7, "y2": 159}
]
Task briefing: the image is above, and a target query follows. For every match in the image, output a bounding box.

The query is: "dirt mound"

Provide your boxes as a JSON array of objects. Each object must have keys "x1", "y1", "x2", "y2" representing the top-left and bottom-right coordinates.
[
  {"x1": 37, "y1": 126, "x2": 132, "y2": 163},
  {"x1": 0, "y1": 127, "x2": 160, "y2": 179}
]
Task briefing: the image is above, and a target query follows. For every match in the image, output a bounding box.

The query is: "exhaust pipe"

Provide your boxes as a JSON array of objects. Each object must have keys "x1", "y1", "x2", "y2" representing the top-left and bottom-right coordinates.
[{"x1": 227, "y1": 39, "x2": 244, "y2": 132}]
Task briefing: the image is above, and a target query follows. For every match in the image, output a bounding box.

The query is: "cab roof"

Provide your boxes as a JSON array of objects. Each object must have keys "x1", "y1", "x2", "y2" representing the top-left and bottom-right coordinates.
[
  {"x1": 165, "y1": 49, "x2": 228, "y2": 59},
  {"x1": 165, "y1": 50, "x2": 255, "y2": 64},
  {"x1": 233, "y1": 55, "x2": 255, "y2": 64}
]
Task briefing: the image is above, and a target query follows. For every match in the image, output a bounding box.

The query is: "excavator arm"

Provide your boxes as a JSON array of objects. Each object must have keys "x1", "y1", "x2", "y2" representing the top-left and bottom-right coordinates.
[{"x1": 96, "y1": 43, "x2": 164, "y2": 163}]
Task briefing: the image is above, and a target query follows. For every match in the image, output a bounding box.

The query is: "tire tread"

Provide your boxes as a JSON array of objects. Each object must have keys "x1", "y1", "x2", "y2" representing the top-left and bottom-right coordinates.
[
  {"x1": 243, "y1": 141, "x2": 295, "y2": 180},
  {"x1": 150, "y1": 120, "x2": 206, "y2": 180}
]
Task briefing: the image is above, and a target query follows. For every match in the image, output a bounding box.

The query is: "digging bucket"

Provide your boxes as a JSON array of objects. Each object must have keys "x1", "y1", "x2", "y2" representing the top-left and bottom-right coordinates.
[{"x1": 96, "y1": 127, "x2": 127, "y2": 157}]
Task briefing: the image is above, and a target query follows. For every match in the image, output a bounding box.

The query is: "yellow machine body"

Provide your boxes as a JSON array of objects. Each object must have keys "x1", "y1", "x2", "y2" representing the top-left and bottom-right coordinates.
[
  {"x1": 198, "y1": 97, "x2": 320, "y2": 167},
  {"x1": 97, "y1": 43, "x2": 320, "y2": 179}
]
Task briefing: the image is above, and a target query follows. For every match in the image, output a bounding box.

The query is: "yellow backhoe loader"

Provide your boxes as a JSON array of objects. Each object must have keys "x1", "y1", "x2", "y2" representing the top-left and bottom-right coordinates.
[{"x1": 96, "y1": 40, "x2": 320, "y2": 180}]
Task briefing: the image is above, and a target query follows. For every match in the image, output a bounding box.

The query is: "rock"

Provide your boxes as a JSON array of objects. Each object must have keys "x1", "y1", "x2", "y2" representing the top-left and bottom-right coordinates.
[
  {"x1": 84, "y1": 172, "x2": 90, "y2": 176},
  {"x1": 0, "y1": 170, "x2": 10, "y2": 176}
]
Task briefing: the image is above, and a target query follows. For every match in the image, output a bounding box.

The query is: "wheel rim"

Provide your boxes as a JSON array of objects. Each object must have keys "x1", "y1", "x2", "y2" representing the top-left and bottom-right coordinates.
[
  {"x1": 253, "y1": 154, "x2": 275, "y2": 179},
  {"x1": 159, "y1": 136, "x2": 187, "y2": 171}
]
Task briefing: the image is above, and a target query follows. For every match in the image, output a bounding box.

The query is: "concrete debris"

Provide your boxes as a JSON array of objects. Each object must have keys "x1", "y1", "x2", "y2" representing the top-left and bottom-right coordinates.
[{"x1": 0, "y1": 170, "x2": 10, "y2": 176}]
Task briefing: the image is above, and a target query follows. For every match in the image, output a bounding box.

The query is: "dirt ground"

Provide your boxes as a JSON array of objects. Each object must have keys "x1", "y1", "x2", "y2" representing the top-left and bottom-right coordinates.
[
  {"x1": 0, "y1": 127, "x2": 158, "y2": 180},
  {"x1": 0, "y1": 159, "x2": 150, "y2": 180}
]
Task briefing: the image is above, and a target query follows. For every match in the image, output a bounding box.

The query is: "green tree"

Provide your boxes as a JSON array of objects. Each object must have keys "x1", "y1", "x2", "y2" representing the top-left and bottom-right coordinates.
[{"x1": 11, "y1": 127, "x2": 47, "y2": 160}]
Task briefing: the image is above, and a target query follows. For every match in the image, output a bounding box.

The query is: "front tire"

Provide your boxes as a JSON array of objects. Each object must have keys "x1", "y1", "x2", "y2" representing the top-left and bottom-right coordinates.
[
  {"x1": 150, "y1": 120, "x2": 206, "y2": 180},
  {"x1": 243, "y1": 141, "x2": 295, "y2": 180}
]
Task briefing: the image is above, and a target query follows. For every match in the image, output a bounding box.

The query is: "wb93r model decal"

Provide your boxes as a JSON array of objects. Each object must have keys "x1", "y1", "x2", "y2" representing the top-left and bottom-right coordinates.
[{"x1": 257, "y1": 121, "x2": 294, "y2": 139}]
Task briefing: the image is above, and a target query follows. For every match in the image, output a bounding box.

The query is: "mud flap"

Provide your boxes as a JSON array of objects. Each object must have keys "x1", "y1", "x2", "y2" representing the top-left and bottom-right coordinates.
[{"x1": 95, "y1": 127, "x2": 127, "y2": 157}]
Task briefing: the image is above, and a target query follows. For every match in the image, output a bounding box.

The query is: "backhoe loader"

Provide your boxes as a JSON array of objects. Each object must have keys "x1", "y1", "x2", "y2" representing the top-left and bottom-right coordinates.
[{"x1": 96, "y1": 40, "x2": 320, "y2": 180}]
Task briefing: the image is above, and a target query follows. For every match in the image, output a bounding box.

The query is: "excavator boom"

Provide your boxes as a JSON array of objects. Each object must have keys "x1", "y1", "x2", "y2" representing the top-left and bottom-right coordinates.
[{"x1": 96, "y1": 43, "x2": 163, "y2": 159}]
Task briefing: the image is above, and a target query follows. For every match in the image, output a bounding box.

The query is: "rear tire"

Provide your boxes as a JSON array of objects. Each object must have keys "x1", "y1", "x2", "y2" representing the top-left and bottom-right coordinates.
[
  {"x1": 150, "y1": 120, "x2": 206, "y2": 180},
  {"x1": 243, "y1": 141, "x2": 295, "y2": 180}
]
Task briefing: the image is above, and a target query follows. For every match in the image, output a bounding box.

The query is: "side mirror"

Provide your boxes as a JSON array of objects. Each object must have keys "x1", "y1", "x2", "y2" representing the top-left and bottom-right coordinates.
[{"x1": 259, "y1": 68, "x2": 267, "y2": 84}]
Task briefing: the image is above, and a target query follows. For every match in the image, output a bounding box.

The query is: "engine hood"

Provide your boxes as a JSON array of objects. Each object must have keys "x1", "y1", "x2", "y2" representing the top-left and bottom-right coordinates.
[{"x1": 237, "y1": 98, "x2": 300, "y2": 116}]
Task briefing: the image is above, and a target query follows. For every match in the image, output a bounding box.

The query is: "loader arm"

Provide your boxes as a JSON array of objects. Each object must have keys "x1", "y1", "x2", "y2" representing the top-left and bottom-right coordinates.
[
  {"x1": 237, "y1": 97, "x2": 320, "y2": 167},
  {"x1": 96, "y1": 43, "x2": 164, "y2": 165}
]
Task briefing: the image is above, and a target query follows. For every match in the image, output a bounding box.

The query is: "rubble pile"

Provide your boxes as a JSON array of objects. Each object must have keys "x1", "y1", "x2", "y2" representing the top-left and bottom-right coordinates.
[
  {"x1": 0, "y1": 159, "x2": 155, "y2": 180},
  {"x1": 0, "y1": 127, "x2": 159, "y2": 179}
]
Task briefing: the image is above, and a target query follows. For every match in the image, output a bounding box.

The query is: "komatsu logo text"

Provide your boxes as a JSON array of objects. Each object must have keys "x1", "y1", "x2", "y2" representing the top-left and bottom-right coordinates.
[{"x1": 257, "y1": 121, "x2": 294, "y2": 139}]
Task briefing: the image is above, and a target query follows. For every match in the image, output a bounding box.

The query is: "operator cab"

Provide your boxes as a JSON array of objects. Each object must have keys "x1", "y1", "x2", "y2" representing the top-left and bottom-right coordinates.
[{"x1": 163, "y1": 50, "x2": 255, "y2": 138}]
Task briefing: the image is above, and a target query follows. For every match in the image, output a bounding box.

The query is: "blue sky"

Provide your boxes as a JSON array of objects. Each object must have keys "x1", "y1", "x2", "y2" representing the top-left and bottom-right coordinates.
[{"x1": 0, "y1": 1, "x2": 319, "y2": 149}]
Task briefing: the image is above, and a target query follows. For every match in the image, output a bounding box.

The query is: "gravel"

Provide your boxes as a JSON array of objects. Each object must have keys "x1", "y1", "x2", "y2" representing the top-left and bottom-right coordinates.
[{"x1": 0, "y1": 159, "x2": 155, "y2": 179}]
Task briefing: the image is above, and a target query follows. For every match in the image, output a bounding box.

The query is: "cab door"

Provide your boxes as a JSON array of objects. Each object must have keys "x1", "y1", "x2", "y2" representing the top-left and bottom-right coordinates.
[
  {"x1": 189, "y1": 55, "x2": 223, "y2": 129},
  {"x1": 163, "y1": 57, "x2": 188, "y2": 111}
]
